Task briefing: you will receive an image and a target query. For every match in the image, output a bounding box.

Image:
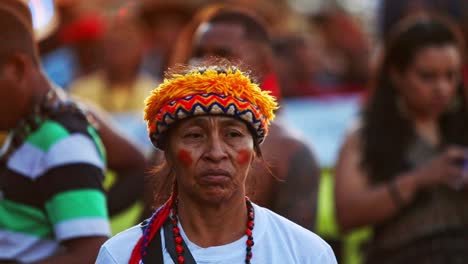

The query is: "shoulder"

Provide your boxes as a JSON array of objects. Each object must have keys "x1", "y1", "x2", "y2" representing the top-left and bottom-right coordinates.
[
  {"x1": 258, "y1": 205, "x2": 328, "y2": 243},
  {"x1": 255, "y1": 205, "x2": 336, "y2": 261},
  {"x1": 339, "y1": 120, "x2": 364, "y2": 157},
  {"x1": 9, "y1": 101, "x2": 105, "y2": 176},
  {"x1": 28, "y1": 108, "x2": 93, "y2": 146},
  {"x1": 33, "y1": 110, "x2": 105, "y2": 168},
  {"x1": 264, "y1": 120, "x2": 317, "y2": 157},
  {"x1": 102, "y1": 224, "x2": 142, "y2": 250},
  {"x1": 98, "y1": 224, "x2": 143, "y2": 263},
  {"x1": 267, "y1": 120, "x2": 317, "y2": 157},
  {"x1": 8, "y1": 114, "x2": 105, "y2": 179},
  {"x1": 262, "y1": 121, "x2": 319, "y2": 179},
  {"x1": 269, "y1": 121, "x2": 306, "y2": 145},
  {"x1": 46, "y1": 103, "x2": 97, "y2": 136},
  {"x1": 45, "y1": 102, "x2": 105, "y2": 162}
]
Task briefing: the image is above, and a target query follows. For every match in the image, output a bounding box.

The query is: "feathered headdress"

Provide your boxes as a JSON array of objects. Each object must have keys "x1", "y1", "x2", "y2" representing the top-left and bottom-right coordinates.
[{"x1": 144, "y1": 65, "x2": 278, "y2": 148}]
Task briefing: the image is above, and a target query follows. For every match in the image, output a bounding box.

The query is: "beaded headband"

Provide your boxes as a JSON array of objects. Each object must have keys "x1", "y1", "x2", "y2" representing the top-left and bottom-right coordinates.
[{"x1": 144, "y1": 66, "x2": 278, "y2": 149}]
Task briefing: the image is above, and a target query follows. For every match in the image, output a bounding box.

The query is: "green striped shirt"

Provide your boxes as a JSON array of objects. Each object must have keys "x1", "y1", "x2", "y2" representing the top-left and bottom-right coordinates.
[{"x1": 0, "y1": 110, "x2": 110, "y2": 263}]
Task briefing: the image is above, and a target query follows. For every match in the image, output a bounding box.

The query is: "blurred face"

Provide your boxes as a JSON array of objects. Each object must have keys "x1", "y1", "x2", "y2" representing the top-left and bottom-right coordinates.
[
  {"x1": 192, "y1": 22, "x2": 266, "y2": 78},
  {"x1": 103, "y1": 29, "x2": 143, "y2": 73},
  {"x1": 150, "y1": 15, "x2": 187, "y2": 53},
  {"x1": 293, "y1": 35, "x2": 324, "y2": 79},
  {"x1": 166, "y1": 116, "x2": 255, "y2": 205},
  {"x1": 393, "y1": 45, "x2": 462, "y2": 119}
]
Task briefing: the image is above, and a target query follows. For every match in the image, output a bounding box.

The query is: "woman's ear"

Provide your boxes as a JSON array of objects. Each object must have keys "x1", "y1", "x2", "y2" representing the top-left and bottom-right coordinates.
[{"x1": 253, "y1": 144, "x2": 261, "y2": 161}]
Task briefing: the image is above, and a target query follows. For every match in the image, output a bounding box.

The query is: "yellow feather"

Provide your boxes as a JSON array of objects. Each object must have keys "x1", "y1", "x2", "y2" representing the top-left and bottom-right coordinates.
[{"x1": 144, "y1": 68, "x2": 278, "y2": 125}]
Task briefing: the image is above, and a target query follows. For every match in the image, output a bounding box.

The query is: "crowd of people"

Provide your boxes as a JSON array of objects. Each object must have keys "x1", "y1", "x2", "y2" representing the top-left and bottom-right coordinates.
[{"x1": 0, "y1": 0, "x2": 467, "y2": 263}]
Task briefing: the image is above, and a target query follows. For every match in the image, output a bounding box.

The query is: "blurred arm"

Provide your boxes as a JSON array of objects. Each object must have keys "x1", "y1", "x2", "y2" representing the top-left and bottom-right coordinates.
[
  {"x1": 334, "y1": 131, "x2": 419, "y2": 233},
  {"x1": 274, "y1": 142, "x2": 320, "y2": 231},
  {"x1": 86, "y1": 104, "x2": 147, "y2": 171},
  {"x1": 84, "y1": 103, "x2": 147, "y2": 216},
  {"x1": 34, "y1": 237, "x2": 108, "y2": 264}
]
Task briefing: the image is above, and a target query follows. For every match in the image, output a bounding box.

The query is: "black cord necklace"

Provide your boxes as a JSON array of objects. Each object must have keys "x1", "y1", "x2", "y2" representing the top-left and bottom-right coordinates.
[{"x1": 0, "y1": 89, "x2": 83, "y2": 164}]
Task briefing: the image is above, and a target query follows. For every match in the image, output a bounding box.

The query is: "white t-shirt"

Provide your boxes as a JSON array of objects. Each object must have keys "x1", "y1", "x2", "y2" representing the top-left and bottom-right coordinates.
[{"x1": 96, "y1": 203, "x2": 337, "y2": 263}]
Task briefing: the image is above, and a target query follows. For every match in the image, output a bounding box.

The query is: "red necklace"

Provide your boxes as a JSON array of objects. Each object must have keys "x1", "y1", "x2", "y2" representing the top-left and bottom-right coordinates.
[{"x1": 170, "y1": 197, "x2": 255, "y2": 264}]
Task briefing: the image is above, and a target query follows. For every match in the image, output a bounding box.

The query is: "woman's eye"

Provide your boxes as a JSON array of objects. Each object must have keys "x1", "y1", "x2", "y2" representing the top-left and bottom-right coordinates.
[
  {"x1": 226, "y1": 131, "x2": 242, "y2": 138},
  {"x1": 417, "y1": 71, "x2": 435, "y2": 82},
  {"x1": 446, "y1": 70, "x2": 460, "y2": 83},
  {"x1": 184, "y1": 133, "x2": 203, "y2": 139}
]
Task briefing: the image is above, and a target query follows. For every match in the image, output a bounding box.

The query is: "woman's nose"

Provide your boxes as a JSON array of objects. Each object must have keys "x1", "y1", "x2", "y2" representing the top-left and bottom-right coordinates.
[
  {"x1": 203, "y1": 134, "x2": 228, "y2": 162},
  {"x1": 433, "y1": 76, "x2": 454, "y2": 97}
]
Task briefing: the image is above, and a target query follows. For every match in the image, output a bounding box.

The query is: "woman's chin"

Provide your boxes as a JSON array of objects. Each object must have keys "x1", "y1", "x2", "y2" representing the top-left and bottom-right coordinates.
[{"x1": 196, "y1": 186, "x2": 240, "y2": 205}]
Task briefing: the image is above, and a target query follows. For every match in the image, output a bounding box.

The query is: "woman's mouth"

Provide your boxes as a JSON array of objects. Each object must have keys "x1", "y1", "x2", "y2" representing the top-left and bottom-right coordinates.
[{"x1": 199, "y1": 169, "x2": 231, "y2": 184}]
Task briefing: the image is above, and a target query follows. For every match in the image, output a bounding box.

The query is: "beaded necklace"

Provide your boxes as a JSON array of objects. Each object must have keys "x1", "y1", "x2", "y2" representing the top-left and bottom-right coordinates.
[
  {"x1": 0, "y1": 89, "x2": 85, "y2": 165},
  {"x1": 0, "y1": 90, "x2": 53, "y2": 164},
  {"x1": 169, "y1": 197, "x2": 255, "y2": 264}
]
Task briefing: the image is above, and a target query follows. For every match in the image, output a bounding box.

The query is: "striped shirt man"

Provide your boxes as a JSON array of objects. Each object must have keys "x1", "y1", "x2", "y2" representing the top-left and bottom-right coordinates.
[{"x1": 0, "y1": 109, "x2": 111, "y2": 263}]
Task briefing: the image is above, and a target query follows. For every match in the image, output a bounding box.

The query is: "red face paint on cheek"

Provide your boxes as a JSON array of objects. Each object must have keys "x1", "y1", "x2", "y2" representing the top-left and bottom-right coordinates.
[
  {"x1": 177, "y1": 149, "x2": 193, "y2": 167},
  {"x1": 237, "y1": 149, "x2": 252, "y2": 165}
]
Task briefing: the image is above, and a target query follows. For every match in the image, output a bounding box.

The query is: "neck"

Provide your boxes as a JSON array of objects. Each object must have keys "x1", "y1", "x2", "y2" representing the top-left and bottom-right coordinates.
[
  {"x1": 36, "y1": 74, "x2": 52, "y2": 94},
  {"x1": 176, "y1": 194, "x2": 248, "y2": 247},
  {"x1": 413, "y1": 118, "x2": 440, "y2": 146},
  {"x1": 22, "y1": 73, "x2": 52, "y2": 120}
]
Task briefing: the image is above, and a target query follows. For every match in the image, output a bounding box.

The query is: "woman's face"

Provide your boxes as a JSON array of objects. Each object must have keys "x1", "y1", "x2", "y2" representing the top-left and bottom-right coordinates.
[
  {"x1": 166, "y1": 116, "x2": 255, "y2": 205},
  {"x1": 393, "y1": 44, "x2": 462, "y2": 119}
]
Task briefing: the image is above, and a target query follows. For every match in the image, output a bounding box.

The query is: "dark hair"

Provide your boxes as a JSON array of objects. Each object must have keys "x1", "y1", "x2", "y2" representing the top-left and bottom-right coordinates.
[
  {"x1": 138, "y1": 2, "x2": 194, "y2": 29},
  {"x1": 362, "y1": 16, "x2": 468, "y2": 183},
  {"x1": 379, "y1": 0, "x2": 465, "y2": 40},
  {"x1": 0, "y1": 8, "x2": 39, "y2": 66},
  {"x1": 207, "y1": 8, "x2": 271, "y2": 45}
]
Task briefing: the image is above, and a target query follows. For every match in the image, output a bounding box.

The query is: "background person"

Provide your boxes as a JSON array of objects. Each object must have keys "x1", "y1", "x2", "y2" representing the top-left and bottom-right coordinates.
[{"x1": 335, "y1": 16, "x2": 468, "y2": 264}]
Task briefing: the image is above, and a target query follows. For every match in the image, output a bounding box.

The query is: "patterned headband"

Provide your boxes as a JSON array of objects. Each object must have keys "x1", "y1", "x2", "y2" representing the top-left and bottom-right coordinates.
[{"x1": 144, "y1": 66, "x2": 278, "y2": 149}]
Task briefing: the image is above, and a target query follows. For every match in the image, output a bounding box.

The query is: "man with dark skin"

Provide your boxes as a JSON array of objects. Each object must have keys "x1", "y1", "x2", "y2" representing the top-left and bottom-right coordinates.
[
  {"x1": 0, "y1": 1, "x2": 112, "y2": 263},
  {"x1": 189, "y1": 8, "x2": 320, "y2": 230}
]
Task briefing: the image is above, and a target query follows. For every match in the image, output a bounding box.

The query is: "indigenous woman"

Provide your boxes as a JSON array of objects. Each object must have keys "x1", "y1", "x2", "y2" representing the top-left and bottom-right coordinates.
[{"x1": 96, "y1": 62, "x2": 336, "y2": 263}]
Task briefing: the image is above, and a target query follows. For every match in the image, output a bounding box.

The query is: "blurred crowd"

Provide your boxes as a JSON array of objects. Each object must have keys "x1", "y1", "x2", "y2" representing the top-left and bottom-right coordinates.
[
  {"x1": 1, "y1": 0, "x2": 468, "y2": 263},
  {"x1": 39, "y1": 0, "x2": 373, "y2": 98}
]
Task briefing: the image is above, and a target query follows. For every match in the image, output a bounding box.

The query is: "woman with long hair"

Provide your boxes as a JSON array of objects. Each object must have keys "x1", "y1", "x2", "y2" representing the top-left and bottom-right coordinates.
[{"x1": 335, "y1": 16, "x2": 468, "y2": 263}]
